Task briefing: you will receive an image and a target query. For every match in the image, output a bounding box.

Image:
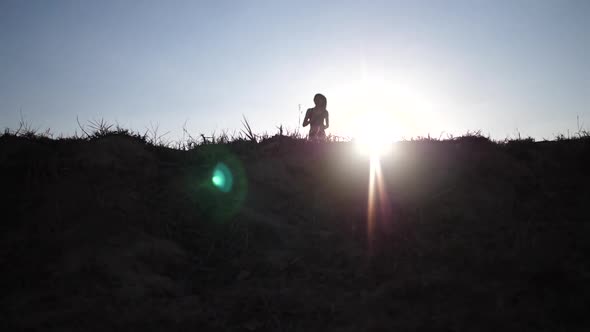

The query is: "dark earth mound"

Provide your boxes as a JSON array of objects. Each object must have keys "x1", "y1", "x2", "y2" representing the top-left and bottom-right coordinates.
[{"x1": 1, "y1": 134, "x2": 590, "y2": 331}]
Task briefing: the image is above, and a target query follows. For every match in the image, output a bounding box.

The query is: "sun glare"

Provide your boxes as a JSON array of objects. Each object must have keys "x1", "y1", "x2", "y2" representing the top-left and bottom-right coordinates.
[
  {"x1": 327, "y1": 68, "x2": 447, "y2": 145},
  {"x1": 355, "y1": 111, "x2": 394, "y2": 158},
  {"x1": 356, "y1": 132, "x2": 391, "y2": 157}
]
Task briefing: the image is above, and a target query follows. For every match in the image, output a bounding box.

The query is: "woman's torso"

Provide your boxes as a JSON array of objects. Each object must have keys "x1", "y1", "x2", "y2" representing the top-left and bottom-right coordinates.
[
  {"x1": 308, "y1": 108, "x2": 327, "y2": 138},
  {"x1": 308, "y1": 108, "x2": 327, "y2": 127}
]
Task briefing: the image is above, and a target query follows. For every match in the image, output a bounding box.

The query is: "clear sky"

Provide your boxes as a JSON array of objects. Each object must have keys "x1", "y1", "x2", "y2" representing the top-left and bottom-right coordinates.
[{"x1": 1, "y1": 0, "x2": 588, "y2": 141}]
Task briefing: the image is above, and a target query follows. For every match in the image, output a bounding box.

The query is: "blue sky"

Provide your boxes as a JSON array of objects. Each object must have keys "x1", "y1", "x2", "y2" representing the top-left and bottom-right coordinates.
[{"x1": 1, "y1": 0, "x2": 588, "y2": 140}]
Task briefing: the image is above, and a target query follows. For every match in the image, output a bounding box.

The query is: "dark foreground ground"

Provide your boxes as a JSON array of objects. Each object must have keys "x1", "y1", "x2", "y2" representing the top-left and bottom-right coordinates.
[{"x1": 1, "y1": 134, "x2": 589, "y2": 331}]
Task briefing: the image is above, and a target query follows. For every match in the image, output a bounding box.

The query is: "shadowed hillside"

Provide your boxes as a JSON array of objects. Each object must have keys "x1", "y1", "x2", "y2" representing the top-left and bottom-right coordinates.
[{"x1": 1, "y1": 133, "x2": 590, "y2": 331}]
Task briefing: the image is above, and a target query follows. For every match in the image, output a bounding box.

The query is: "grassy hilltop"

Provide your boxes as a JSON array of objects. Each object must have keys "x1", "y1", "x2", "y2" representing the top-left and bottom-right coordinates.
[{"x1": 1, "y1": 129, "x2": 590, "y2": 331}]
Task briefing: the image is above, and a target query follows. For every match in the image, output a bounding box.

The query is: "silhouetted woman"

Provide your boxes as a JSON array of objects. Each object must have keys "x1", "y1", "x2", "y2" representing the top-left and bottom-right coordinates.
[{"x1": 302, "y1": 93, "x2": 330, "y2": 141}]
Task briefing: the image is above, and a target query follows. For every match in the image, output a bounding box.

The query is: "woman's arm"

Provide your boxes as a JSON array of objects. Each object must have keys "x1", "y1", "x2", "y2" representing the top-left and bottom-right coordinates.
[
  {"x1": 323, "y1": 111, "x2": 329, "y2": 129},
  {"x1": 302, "y1": 109, "x2": 311, "y2": 127}
]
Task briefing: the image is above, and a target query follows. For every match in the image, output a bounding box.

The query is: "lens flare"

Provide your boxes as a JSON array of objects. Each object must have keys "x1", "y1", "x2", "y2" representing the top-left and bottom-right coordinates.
[
  {"x1": 366, "y1": 155, "x2": 391, "y2": 254},
  {"x1": 211, "y1": 162, "x2": 233, "y2": 193}
]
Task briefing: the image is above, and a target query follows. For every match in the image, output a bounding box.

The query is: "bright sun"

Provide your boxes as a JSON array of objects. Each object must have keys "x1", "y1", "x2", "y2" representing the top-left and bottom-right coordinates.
[
  {"x1": 325, "y1": 68, "x2": 446, "y2": 152},
  {"x1": 355, "y1": 111, "x2": 395, "y2": 158}
]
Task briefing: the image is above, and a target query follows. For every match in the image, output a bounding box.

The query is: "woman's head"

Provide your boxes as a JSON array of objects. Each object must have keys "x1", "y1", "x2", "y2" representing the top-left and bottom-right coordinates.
[{"x1": 313, "y1": 93, "x2": 327, "y2": 109}]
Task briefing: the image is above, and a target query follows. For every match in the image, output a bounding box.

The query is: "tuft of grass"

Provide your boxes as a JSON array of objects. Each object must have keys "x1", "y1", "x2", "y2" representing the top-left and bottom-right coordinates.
[
  {"x1": 144, "y1": 122, "x2": 171, "y2": 147},
  {"x1": 241, "y1": 115, "x2": 257, "y2": 142},
  {"x1": 407, "y1": 133, "x2": 442, "y2": 142},
  {"x1": 454, "y1": 130, "x2": 491, "y2": 143},
  {"x1": 4, "y1": 112, "x2": 51, "y2": 139}
]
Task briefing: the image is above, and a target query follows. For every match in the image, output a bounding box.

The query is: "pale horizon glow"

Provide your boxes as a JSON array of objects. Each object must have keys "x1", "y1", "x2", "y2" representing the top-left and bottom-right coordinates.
[{"x1": 1, "y1": 0, "x2": 588, "y2": 141}]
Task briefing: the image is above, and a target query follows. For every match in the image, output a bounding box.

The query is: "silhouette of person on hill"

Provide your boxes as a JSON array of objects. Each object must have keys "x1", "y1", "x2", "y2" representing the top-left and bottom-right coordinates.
[{"x1": 302, "y1": 93, "x2": 330, "y2": 141}]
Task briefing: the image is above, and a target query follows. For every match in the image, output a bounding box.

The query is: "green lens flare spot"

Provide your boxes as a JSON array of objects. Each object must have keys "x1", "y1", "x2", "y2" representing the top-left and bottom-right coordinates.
[
  {"x1": 211, "y1": 162, "x2": 233, "y2": 193},
  {"x1": 212, "y1": 173, "x2": 223, "y2": 186}
]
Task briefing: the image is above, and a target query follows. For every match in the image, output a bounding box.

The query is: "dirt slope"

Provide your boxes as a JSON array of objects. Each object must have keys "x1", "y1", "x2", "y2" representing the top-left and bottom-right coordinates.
[{"x1": 1, "y1": 134, "x2": 589, "y2": 331}]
